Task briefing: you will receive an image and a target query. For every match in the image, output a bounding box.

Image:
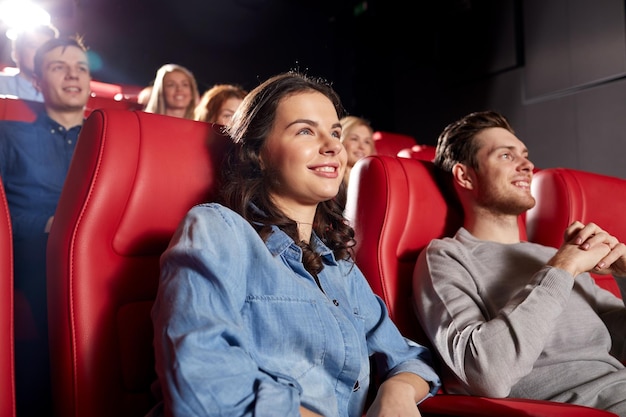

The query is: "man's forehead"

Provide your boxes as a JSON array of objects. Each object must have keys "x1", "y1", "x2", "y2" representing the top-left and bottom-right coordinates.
[
  {"x1": 476, "y1": 127, "x2": 527, "y2": 152},
  {"x1": 43, "y1": 46, "x2": 87, "y2": 63}
]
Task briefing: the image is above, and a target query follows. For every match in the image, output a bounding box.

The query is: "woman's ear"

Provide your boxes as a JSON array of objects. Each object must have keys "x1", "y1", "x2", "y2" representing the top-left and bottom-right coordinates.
[{"x1": 452, "y1": 163, "x2": 474, "y2": 190}]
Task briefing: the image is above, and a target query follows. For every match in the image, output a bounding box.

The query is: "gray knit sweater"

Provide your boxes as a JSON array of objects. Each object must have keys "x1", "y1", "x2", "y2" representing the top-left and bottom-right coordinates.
[{"x1": 413, "y1": 227, "x2": 626, "y2": 414}]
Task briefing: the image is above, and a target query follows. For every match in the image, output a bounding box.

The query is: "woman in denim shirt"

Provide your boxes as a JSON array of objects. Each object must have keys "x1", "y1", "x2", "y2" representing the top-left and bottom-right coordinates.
[{"x1": 151, "y1": 71, "x2": 441, "y2": 417}]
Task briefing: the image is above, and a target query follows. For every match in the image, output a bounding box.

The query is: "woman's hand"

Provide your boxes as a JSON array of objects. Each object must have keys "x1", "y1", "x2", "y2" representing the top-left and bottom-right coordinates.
[
  {"x1": 366, "y1": 372, "x2": 429, "y2": 417},
  {"x1": 299, "y1": 406, "x2": 324, "y2": 417}
]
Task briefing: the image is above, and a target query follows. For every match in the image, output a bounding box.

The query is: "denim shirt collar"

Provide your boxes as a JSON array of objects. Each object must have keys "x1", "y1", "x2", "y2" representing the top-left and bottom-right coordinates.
[{"x1": 250, "y1": 201, "x2": 337, "y2": 266}]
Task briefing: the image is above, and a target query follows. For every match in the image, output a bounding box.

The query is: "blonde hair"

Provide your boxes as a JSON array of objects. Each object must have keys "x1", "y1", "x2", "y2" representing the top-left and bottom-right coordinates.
[
  {"x1": 144, "y1": 63, "x2": 199, "y2": 119},
  {"x1": 340, "y1": 115, "x2": 376, "y2": 152}
]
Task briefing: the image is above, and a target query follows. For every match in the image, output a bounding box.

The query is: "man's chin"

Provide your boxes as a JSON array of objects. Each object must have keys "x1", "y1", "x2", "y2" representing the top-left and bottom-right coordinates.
[{"x1": 52, "y1": 102, "x2": 88, "y2": 113}]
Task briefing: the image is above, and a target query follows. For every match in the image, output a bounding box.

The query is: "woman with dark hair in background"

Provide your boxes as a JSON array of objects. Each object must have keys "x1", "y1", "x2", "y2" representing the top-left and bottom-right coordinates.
[{"x1": 194, "y1": 83, "x2": 247, "y2": 125}]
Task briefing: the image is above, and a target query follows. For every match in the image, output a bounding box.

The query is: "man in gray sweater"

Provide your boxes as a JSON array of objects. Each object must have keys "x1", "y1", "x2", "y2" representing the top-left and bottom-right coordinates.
[{"x1": 413, "y1": 110, "x2": 626, "y2": 415}]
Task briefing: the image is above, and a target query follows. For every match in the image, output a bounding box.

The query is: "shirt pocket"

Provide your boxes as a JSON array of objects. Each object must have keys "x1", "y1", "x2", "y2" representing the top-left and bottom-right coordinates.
[{"x1": 244, "y1": 296, "x2": 328, "y2": 380}]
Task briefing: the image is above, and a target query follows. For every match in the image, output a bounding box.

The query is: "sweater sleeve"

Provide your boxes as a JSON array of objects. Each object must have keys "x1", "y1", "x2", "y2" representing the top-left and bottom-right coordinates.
[
  {"x1": 582, "y1": 274, "x2": 626, "y2": 361},
  {"x1": 413, "y1": 238, "x2": 576, "y2": 398}
]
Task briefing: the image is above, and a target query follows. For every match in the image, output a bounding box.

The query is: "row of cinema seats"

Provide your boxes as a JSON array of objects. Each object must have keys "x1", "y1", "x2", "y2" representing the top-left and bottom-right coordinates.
[
  {"x1": 0, "y1": 93, "x2": 144, "y2": 417},
  {"x1": 0, "y1": 107, "x2": 624, "y2": 416},
  {"x1": 0, "y1": 93, "x2": 143, "y2": 123},
  {"x1": 373, "y1": 130, "x2": 437, "y2": 161}
]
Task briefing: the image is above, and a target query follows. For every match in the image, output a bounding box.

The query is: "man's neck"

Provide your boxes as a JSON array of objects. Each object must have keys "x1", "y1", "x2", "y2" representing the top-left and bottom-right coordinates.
[
  {"x1": 45, "y1": 107, "x2": 85, "y2": 130},
  {"x1": 463, "y1": 207, "x2": 522, "y2": 244}
]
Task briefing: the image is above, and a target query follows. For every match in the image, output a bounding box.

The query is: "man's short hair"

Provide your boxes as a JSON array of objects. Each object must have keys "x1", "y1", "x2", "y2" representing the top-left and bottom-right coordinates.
[
  {"x1": 33, "y1": 35, "x2": 88, "y2": 78},
  {"x1": 434, "y1": 110, "x2": 514, "y2": 173},
  {"x1": 12, "y1": 23, "x2": 59, "y2": 46}
]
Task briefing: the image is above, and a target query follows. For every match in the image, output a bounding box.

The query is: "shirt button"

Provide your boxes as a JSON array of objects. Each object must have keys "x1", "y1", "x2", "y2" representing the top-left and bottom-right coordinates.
[
  {"x1": 353, "y1": 380, "x2": 360, "y2": 392},
  {"x1": 332, "y1": 299, "x2": 339, "y2": 306},
  {"x1": 67, "y1": 140, "x2": 72, "y2": 144}
]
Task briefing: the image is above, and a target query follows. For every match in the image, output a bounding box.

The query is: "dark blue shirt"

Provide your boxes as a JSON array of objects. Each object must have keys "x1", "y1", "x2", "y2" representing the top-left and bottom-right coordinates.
[{"x1": 0, "y1": 112, "x2": 81, "y2": 240}]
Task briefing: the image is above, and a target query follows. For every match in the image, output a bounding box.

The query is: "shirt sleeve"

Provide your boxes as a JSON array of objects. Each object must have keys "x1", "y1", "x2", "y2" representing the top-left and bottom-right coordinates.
[
  {"x1": 152, "y1": 205, "x2": 301, "y2": 417},
  {"x1": 413, "y1": 239, "x2": 575, "y2": 398}
]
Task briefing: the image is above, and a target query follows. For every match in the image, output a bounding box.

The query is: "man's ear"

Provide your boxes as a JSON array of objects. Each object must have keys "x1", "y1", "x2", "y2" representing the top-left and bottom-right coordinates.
[
  {"x1": 452, "y1": 163, "x2": 474, "y2": 190},
  {"x1": 33, "y1": 76, "x2": 42, "y2": 92}
]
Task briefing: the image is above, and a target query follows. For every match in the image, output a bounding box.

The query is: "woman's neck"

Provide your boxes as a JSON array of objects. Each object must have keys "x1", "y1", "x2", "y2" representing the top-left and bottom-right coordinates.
[{"x1": 166, "y1": 108, "x2": 187, "y2": 119}]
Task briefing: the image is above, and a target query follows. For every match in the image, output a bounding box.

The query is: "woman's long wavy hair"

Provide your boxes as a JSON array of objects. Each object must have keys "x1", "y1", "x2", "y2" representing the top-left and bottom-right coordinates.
[{"x1": 221, "y1": 71, "x2": 355, "y2": 277}]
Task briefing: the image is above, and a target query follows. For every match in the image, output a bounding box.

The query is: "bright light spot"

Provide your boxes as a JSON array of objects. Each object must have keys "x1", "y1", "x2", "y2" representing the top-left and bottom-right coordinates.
[
  {"x1": 0, "y1": 1, "x2": 51, "y2": 38},
  {"x1": 113, "y1": 93, "x2": 124, "y2": 101}
]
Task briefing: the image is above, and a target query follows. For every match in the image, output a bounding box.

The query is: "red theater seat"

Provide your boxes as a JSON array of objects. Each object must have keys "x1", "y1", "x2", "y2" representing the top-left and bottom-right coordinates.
[
  {"x1": 344, "y1": 155, "x2": 617, "y2": 417},
  {"x1": 0, "y1": 95, "x2": 141, "y2": 123},
  {"x1": 0, "y1": 96, "x2": 42, "y2": 122},
  {"x1": 85, "y1": 95, "x2": 143, "y2": 117},
  {"x1": 0, "y1": 178, "x2": 16, "y2": 417},
  {"x1": 372, "y1": 130, "x2": 417, "y2": 157},
  {"x1": 46, "y1": 109, "x2": 233, "y2": 417},
  {"x1": 397, "y1": 144, "x2": 437, "y2": 161},
  {"x1": 527, "y1": 167, "x2": 626, "y2": 298}
]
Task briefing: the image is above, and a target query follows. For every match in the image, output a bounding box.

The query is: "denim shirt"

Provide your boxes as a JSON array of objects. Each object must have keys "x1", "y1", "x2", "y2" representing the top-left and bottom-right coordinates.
[{"x1": 151, "y1": 203, "x2": 440, "y2": 417}]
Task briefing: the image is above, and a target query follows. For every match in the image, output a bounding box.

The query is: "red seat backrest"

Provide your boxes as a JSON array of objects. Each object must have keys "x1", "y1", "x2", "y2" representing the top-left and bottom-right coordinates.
[
  {"x1": 372, "y1": 131, "x2": 417, "y2": 157},
  {"x1": 85, "y1": 95, "x2": 143, "y2": 117},
  {"x1": 345, "y1": 155, "x2": 616, "y2": 417},
  {"x1": 0, "y1": 178, "x2": 16, "y2": 417},
  {"x1": 397, "y1": 144, "x2": 437, "y2": 161},
  {"x1": 0, "y1": 95, "x2": 142, "y2": 123},
  {"x1": 527, "y1": 168, "x2": 626, "y2": 298},
  {"x1": 46, "y1": 109, "x2": 233, "y2": 417},
  {"x1": 345, "y1": 156, "x2": 463, "y2": 340},
  {"x1": 0, "y1": 96, "x2": 42, "y2": 122}
]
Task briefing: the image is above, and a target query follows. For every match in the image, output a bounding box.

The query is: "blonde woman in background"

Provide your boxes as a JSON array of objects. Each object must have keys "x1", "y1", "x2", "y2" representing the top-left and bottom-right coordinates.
[
  {"x1": 144, "y1": 63, "x2": 199, "y2": 119},
  {"x1": 194, "y1": 83, "x2": 247, "y2": 125},
  {"x1": 339, "y1": 115, "x2": 376, "y2": 187}
]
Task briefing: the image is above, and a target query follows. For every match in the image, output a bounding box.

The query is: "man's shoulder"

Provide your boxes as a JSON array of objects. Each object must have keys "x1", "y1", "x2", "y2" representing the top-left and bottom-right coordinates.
[
  {"x1": 0, "y1": 73, "x2": 16, "y2": 81},
  {"x1": 425, "y1": 233, "x2": 463, "y2": 250},
  {"x1": 0, "y1": 73, "x2": 17, "y2": 92},
  {"x1": 0, "y1": 119, "x2": 39, "y2": 138},
  {"x1": 0, "y1": 118, "x2": 37, "y2": 129}
]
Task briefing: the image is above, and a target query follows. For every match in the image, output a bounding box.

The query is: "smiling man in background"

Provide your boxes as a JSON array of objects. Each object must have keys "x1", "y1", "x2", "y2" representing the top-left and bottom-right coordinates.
[
  {"x1": 0, "y1": 35, "x2": 91, "y2": 416},
  {"x1": 0, "y1": 23, "x2": 59, "y2": 101}
]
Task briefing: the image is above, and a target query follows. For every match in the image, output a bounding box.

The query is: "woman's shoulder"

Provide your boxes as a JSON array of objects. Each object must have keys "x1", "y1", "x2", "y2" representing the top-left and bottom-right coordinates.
[{"x1": 184, "y1": 202, "x2": 251, "y2": 231}]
